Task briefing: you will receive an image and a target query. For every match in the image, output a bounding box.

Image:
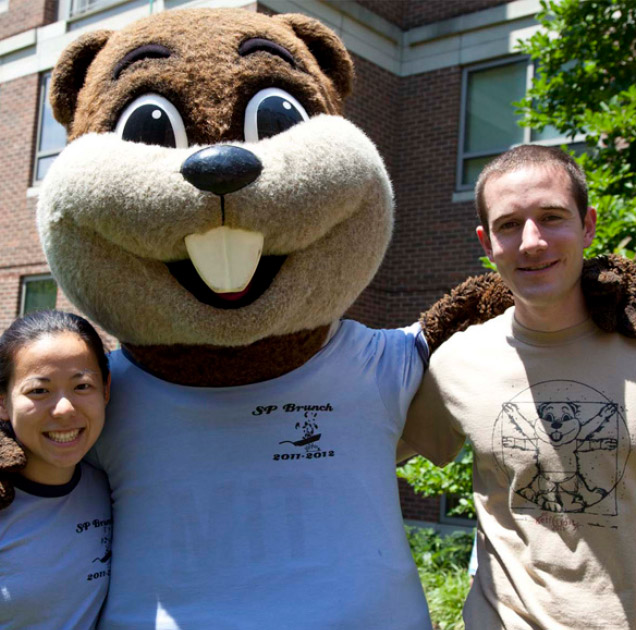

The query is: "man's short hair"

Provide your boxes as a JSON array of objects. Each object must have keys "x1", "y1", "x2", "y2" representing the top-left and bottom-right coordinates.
[{"x1": 475, "y1": 144, "x2": 588, "y2": 231}]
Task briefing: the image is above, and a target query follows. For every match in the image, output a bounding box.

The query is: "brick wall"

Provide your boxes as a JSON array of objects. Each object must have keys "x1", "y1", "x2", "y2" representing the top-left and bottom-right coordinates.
[
  {"x1": 355, "y1": 0, "x2": 510, "y2": 30},
  {"x1": 386, "y1": 67, "x2": 484, "y2": 320},
  {"x1": 0, "y1": 75, "x2": 43, "y2": 330},
  {"x1": 343, "y1": 54, "x2": 401, "y2": 328},
  {"x1": 0, "y1": 73, "x2": 118, "y2": 349},
  {"x1": 0, "y1": 0, "x2": 57, "y2": 40},
  {"x1": 399, "y1": 478, "x2": 441, "y2": 522},
  {"x1": 345, "y1": 61, "x2": 485, "y2": 330},
  {"x1": 403, "y1": 0, "x2": 511, "y2": 29},
  {"x1": 343, "y1": 55, "x2": 476, "y2": 523}
]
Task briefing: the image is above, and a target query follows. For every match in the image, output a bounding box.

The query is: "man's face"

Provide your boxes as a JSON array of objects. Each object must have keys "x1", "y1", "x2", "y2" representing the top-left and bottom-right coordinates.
[{"x1": 477, "y1": 164, "x2": 596, "y2": 320}]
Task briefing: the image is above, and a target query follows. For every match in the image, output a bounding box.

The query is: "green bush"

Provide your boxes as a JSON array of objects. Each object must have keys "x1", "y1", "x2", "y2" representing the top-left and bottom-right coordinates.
[
  {"x1": 420, "y1": 567, "x2": 471, "y2": 630},
  {"x1": 516, "y1": 0, "x2": 636, "y2": 260},
  {"x1": 406, "y1": 526, "x2": 473, "y2": 571},
  {"x1": 405, "y1": 526, "x2": 473, "y2": 630},
  {"x1": 397, "y1": 445, "x2": 475, "y2": 519}
]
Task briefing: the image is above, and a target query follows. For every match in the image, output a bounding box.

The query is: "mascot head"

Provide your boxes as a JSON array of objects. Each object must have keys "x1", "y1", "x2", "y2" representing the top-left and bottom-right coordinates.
[{"x1": 38, "y1": 8, "x2": 393, "y2": 348}]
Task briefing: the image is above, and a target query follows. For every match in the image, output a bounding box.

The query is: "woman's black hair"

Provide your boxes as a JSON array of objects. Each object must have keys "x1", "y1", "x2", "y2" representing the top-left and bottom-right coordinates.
[{"x1": 0, "y1": 310, "x2": 109, "y2": 395}]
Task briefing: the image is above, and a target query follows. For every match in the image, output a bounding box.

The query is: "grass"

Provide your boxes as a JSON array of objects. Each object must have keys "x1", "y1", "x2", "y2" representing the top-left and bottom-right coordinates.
[
  {"x1": 419, "y1": 565, "x2": 471, "y2": 630},
  {"x1": 405, "y1": 526, "x2": 473, "y2": 630}
]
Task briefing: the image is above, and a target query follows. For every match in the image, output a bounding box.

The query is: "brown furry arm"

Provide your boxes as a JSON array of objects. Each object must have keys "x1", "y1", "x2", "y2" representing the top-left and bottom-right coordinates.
[
  {"x1": 582, "y1": 254, "x2": 636, "y2": 337},
  {"x1": 421, "y1": 255, "x2": 636, "y2": 354},
  {"x1": 420, "y1": 273, "x2": 513, "y2": 353},
  {"x1": 0, "y1": 422, "x2": 27, "y2": 510}
]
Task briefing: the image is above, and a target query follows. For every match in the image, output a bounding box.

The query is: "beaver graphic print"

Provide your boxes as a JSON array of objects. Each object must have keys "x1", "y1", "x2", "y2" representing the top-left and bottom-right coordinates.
[{"x1": 494, "y1": 380, "x2": 631, "y2": 516}]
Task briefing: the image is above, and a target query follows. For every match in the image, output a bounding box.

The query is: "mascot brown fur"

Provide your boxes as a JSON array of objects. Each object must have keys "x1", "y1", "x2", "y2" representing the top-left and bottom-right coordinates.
[{"x1": 1, "y1": 7, "x2": 635, "y2": 627}]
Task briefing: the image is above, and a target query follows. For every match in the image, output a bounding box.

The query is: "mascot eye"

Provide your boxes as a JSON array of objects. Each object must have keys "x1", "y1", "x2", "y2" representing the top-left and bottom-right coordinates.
[
  {"x1": 115, "y1": 94, "x2": 188, "y2": 148},
  {"x1": 244, "y1": 88, "x2": 309, "y2": 142}
]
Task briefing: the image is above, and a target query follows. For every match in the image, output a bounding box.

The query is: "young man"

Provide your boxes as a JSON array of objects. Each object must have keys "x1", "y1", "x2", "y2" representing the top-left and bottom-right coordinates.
[{"x1": 402, "y1": 145, "x2": 636, "y2": 629}]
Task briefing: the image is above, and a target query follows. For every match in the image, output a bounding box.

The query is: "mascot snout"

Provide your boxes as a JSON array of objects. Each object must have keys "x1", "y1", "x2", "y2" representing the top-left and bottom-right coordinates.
[{"x1": 181, "y1": 145, "x2": 263, "y2": 195}]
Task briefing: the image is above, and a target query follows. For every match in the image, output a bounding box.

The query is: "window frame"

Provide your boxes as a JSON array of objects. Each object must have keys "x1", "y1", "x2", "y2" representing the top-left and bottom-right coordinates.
[
  {"x1": 456, "y1": 56, "x2": 581, "y2": 192},
  {"x1": 68, "y1": 0, "x2": 123, "y2": 18},
  {"x1": 33, "y1": 72, "x2": 67, "y2": 184},
  {"x1": 438, "y1": 493, "x2": 476, "y2": 528},
  {"x1": 19, "y1": 274, "x2": 58, "y2": 316}
]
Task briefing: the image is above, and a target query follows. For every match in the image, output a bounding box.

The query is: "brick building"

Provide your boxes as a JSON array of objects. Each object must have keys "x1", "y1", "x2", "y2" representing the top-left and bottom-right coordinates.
[{"x1": 0, "y1": 0, "x2": 564, "y2": 530}]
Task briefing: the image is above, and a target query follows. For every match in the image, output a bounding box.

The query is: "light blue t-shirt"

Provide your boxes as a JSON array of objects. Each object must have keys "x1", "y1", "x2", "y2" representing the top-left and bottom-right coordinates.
[
  {"x1": 0, "y1": 463, "x2": 111, "y2": 630},
  {"x1": 92, "y1": 320, "x2": 430, "y2": 630}
]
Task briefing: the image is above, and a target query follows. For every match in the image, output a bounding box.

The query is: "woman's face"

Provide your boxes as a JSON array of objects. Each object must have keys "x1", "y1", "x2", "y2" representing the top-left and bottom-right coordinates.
[{"x1": 0, "y1": 331, "x2": 110, "y2": 485}]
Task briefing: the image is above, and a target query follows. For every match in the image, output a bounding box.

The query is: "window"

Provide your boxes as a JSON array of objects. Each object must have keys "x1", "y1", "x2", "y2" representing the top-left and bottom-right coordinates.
[
  {"x1": 34, "y1": 73, "x2": 67, "y2": 182},
  {"x1": 457, "y1": 58, "x2": 567, "y2": 190},
  {"x1": 438, "y1": 443, "x2": 476, "y2": 527},
  {"x1": 439, "y1": 494, "x2": 475, "y2": 527},
  {"x1": 20, "y1": 275, "x2": 58, "y2": 316},
  {"x1": 69, "y1": 0, "x2": 119, "y2": 17},
  {"x1": 0, "y1": 0, "x2": 8, "y2": 13}
]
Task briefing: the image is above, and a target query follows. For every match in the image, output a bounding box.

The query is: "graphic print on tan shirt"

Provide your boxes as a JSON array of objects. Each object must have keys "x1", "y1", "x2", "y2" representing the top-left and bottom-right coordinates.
[{"x1": 493, "y1": 380, "x2": 631, "y2": 517}]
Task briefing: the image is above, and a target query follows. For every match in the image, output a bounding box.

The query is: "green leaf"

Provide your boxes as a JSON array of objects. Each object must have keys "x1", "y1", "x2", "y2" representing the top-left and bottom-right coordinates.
[{"x1": 500, "y1": 0, "x2": 636, "y2": 263}]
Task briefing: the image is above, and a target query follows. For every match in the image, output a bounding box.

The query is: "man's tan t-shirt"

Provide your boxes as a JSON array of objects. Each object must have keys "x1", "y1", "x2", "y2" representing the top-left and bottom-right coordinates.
[{"x1": 403, "y1": 308, "x2": 636, "y2": 630}]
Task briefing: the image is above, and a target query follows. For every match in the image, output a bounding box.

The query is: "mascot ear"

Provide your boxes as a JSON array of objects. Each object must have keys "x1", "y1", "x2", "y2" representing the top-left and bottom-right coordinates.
[
  {"x1": 50, "y1": 30, "x2": 113, "y2": 130},
  {"x1": 273, "y1": 14, "x2": 354, "y2": 99}
]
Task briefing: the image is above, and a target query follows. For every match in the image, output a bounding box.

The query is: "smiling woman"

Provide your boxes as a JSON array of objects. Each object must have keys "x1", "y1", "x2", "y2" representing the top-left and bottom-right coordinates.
[{"x1": 0, "y1": 310, "x2": 112, "y2": 630}]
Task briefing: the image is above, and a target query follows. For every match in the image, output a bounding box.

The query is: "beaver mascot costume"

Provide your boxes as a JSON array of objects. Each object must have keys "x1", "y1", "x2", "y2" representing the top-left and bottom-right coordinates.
[{"x1": 0, "y1": 8, "x2": 635, "y2": 629}]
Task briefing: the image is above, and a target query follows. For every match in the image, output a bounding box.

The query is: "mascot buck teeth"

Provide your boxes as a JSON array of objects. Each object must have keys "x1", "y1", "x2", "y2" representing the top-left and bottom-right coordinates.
[{"x1": 0, "y1": 7, "x2": 635, "y2": 629}]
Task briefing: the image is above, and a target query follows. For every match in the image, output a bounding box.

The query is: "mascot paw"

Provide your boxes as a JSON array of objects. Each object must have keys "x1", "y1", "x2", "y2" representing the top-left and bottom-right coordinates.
[
  {"x1": 420, "y1": 273, "x2": 513, "y2": 353},
  {"x1": 0, "y1": 422, "x2": 27, "y2": 510},
  {"x1": 582, "y1": 254, "x2": 636, "y2": 337},
  {"x1": 0, "y1": 478, "x2": 16, "y2": 510}
]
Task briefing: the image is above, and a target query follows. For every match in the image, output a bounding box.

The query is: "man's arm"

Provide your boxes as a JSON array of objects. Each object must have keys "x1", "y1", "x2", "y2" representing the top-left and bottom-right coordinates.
[
  {"x1": 401, "y1": 361, "x2": 466, "y2": 468},
  {"x1": 396, "y1": 439, "x2": 417, "y2": 464}
]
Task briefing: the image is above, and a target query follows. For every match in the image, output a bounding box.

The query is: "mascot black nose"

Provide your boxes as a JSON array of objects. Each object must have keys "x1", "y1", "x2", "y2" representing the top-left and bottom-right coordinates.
[{"x1": 181, "y1": 146, "x2": 263, "y2": 195}]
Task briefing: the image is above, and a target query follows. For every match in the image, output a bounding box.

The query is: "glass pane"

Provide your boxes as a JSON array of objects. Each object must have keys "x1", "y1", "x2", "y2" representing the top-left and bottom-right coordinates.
[
  {"x1": 36, "y1": 155, "x2": 58, "y2": 181},
  {"x1": 22, "y1": 278, "x2": 57, "y2": 315},
  {"x1": 70, "y1": 0, "x2": 117, "y2": 16},
  {"x1": 70, "y1": 0, "x2": 89, "y2": 14},
  {"x1": 530, "y1": 62, "x2": 571, "y2": 143},
  {"x1": 462, "y1": 155, "x2": 493, "y2": 187},
  {"x1": 531, "y1": 123, "x2": 565, "y2": 142},
  {"x1": 465, "y1": 61, "x2": 526, "y2": 154},
  {"x1": 568, "y1": 142, "x2": 589, "y2": 157},
  {"x1": 38, "y1": 74, "x2": 67, "y2": 154},
  {"x1": 444, "y1": 494, "x2": 462, "y2": 517}
]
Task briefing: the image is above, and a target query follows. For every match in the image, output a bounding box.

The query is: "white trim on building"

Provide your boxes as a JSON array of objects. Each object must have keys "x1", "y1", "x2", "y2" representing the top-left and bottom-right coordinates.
[{"x1": 0, "y1": 0, "x2": 544, "y2": 86}]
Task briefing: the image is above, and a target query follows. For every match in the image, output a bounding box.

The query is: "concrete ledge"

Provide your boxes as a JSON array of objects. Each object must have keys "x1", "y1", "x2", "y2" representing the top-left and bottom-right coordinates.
[
  {"x1": 0, "y1": 29, "x2": 36, "y2": 56},
  {"x1": 452, "y1": 190, "x2": 475, "y2": 204},
  {"x1": 404, "y1": 519, "x2": 475, "y2": 536},
  {"x1": 405, "y1": 0, "x2": 540, "y2": 45},
  {"x1": 0, "y1": 0, "x2": 543, "y2": 85}
]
